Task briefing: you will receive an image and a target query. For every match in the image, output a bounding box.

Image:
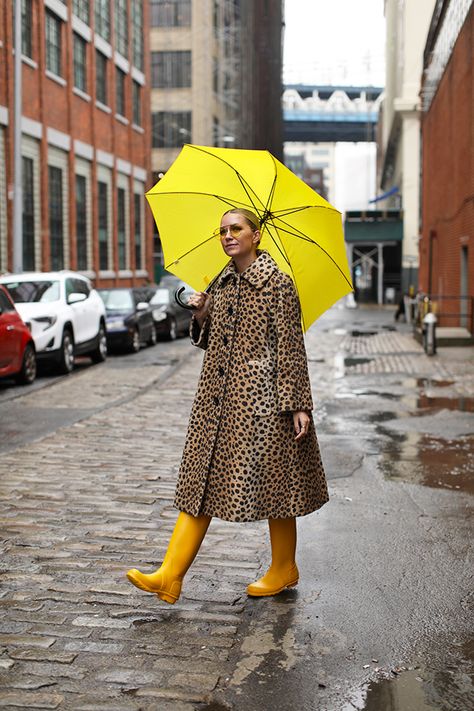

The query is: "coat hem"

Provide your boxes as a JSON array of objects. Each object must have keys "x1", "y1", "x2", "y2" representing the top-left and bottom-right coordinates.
[{"x1": 174, "y1": 497, "x2": 329, "y2": 523}]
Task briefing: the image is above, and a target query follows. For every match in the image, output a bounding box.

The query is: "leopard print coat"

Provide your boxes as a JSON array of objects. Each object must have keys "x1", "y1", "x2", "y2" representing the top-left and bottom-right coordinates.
[{"x1": 174, "y1": 250, "x2": 329, "y2": 522}]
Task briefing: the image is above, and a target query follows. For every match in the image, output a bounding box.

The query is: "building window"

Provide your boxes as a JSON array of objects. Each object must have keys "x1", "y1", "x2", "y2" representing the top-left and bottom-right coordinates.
[
  {"x1": 132, "y1": 81, "x2": 141, "y2": 125},
  {"x1": 117, "y1": 187, "x2": 127, "y2": 270},
  {"x1": 98, "y1": 181, "x2": 109, "y2": 270},
  {"x1": 131, "y1": 0, "x2": 144, "y2": 70},
  {"x1": 45, "y1": 10, "x2": 62, "y2": 77},
  {"x1": 134, "y1": 193, "x2": 142, "y2": 269},
  {"x1": 151, "y1": 51, "x2": 191, "y2": 88},
  {"x1": 150, "y1": 0, "x2": 191, "y2": 27},
  {"x1": 21, "y1": 0, "x2": 33, "y2": 58},
  {"x1": 22, "y1": 157, "x2": 35, "y2": 271},
  {"x1": 95, "y1": 0, "x2": 110, "y2": 42},
  {"x1": 72, "y1": 0, "x2": 89, "y2": 24},
  {"x1": 95, "y1": 50, "x2": 108, "y2": 105},
  {"x1": 114, "y1": 0, "x2": 128, "y2": 57},
  {"x1": 73, "y1": 34, "x2": 87, "y2": 92},
  {"x1": 48, "y1": 166, "x2": 64, "y2": 270},
  {"x1": 76, "y1": 175, "x2": 87, "y2": 270},
  {"x1": 152, "y1": 111, "x2": 191, "y2": 148},
  {"x1": 116, "y1": 67, "x2": 126, "y2": 116}
]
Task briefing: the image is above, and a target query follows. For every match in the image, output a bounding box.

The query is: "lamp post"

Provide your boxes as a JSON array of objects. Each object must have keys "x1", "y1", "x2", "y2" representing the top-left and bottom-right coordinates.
[{"x1": 13, "y1": 0, "x2": 23, "y2": 273}]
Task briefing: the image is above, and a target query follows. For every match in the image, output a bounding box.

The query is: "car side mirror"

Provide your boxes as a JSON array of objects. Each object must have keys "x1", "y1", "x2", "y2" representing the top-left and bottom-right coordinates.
[
  {"x1": 136, "y1": 301, "x2": 149, "y2": 311},
  {"x1": 68, "y1": 292, "x2": 87, "y2": 304}
]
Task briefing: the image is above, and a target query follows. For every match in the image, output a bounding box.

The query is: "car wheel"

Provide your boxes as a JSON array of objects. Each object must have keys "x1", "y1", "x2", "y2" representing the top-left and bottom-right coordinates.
[
  {"x1": 58, "y1": 329, "x2": 75, "y2": 374},
  {"x1": 147, "y1": 325, "x2": 157, "y2": 347},
  {"x1": 167, "y1": 317, "x2": 177, "y2": 341},
  {"x1": 90, "y1": 324, "x2": 108, "y2": 363},
  {"x1": 15, "y1": 343, "x2": 37, "y2": 385},
  {"x1": 129, "y1": 327, "x2": 140, "y2": 353}
]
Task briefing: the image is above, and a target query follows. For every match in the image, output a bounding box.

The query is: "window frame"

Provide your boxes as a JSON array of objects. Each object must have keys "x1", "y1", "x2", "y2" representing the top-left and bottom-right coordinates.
[
  {"x1": 150, "y1": 0, "x2": 191, "y2": 27},
  {"x1": 73, "y1": 33, "x2": 87, "y2": 93},
  {"x1": 45, "y1": 10, "x2": 62, "y2": 78},
  {"x1": 98, "y1": 180, "x2": 109, "y2": 271},
  {"x1": 94, "y1": 0, "x2": 110, "y2": 42},
  {"x1": 75, "y1": 174, "x2": 88, "y2": 271},
  {"x1": 48, "y1": 165, "x2": 64, "y2": 271},
  {"x1": 115, "y1": 66, "x2": 126, "y2": 117},
  {"x1": 95, "y1": 50, "x2": 108, "y2": 105},
  {"x1": 151, "y1": 50, "x2": 192, "y2": 89}
]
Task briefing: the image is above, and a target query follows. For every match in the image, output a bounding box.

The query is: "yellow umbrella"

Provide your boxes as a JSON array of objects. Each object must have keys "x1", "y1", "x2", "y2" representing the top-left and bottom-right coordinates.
[{"x1": 146, "y1": 144, "x2": 353, "y2": 331}]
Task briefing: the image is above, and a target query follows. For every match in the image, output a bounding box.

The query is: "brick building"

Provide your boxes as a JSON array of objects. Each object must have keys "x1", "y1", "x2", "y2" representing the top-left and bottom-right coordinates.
[
  {"x1": 0, "y1": 0, "x2": 152, "y2": 287},
  {"x1": 420, "y1": 0, "x2": 474, "y2": 330}
]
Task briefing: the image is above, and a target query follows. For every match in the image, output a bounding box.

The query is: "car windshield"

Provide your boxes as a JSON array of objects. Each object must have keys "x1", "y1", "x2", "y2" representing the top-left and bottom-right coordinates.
[
  {"x1": 99, "y1": 289, "x2": 133, "y2": 310},
  {"x1": 150, "y1": 288, "x2": 170, "y2": 306},
  {"x1": 3, "y1": 280, "x2": 60, "y2": 303}
]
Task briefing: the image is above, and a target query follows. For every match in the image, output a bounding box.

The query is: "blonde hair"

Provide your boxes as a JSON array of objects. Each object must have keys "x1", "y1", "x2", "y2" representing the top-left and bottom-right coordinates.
[{"x1": 222, "y1": 208, "x2": 260, "y2": 231}]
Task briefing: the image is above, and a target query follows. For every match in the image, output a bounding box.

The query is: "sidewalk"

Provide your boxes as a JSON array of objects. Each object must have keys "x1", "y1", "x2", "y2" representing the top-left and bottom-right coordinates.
[{"x1": 1, "y1": 305, "x2": 473, "y2": 710}]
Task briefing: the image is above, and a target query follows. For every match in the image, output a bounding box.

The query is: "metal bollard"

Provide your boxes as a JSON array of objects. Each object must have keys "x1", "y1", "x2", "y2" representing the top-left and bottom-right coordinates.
[{"x1": 423, "y1": 312, "x2": 437, "y2": 356}]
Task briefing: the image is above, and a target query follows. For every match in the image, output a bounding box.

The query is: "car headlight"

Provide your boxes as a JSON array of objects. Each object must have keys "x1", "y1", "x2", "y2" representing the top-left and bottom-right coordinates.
[
  {"x1": 106, "y1": 318, "x2": 125, "y2": 330},
  {"x1": 31, "y1": 315, "x2": 57, "y2": 331},
  {"x1": 153, "y1": 310, "x2": 167, "y2": 322}
]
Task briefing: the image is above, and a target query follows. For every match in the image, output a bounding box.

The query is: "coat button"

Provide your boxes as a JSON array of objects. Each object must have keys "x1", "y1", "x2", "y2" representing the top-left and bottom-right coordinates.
[
  {"x1": 218, "y1": 366, "x2": 225, "y2": 376},
  {"x1": 227, "y1": 306, "x2": 233, "y2": 315},
  {"x1": 213, "y1": 396, "x2": 220, "y2": 406},
  {"x1": 223, "y1": 335, "x2": 229, "y2": 345}
]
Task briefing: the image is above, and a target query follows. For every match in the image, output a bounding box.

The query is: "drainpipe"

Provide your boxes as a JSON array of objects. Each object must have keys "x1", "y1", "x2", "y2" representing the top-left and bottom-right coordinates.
[
  {"x1": 13, "y1": 0, "x2": 23, "y2": 273},
  {"x1": 428, "y1": 229, "x2": 436, "y2": 296}
]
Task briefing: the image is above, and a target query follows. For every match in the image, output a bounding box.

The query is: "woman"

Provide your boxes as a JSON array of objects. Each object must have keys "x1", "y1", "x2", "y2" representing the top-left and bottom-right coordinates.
[{"x1": 127, "y1": 208, "x2": 328, "y2": 604}]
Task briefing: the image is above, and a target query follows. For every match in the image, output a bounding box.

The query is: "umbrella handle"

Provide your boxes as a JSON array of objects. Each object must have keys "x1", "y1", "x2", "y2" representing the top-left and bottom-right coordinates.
[{"x1": 174, "y1": 286, "x2": 195, "y2": 311}]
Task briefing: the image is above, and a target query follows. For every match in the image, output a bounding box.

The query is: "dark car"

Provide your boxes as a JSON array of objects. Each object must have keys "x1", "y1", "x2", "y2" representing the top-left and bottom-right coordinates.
[
  {"x1": 149, "y1": 276, "x2": 192, "y2": 340},
  {"x1": 0, "y1": 285, "x2": 37, "y2": 385},
  {"x1": 97, "y1": 288, "x2": 156, "y2": 353}
]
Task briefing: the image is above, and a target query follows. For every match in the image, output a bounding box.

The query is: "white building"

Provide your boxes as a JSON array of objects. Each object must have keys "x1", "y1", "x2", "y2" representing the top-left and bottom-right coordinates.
[{"x1": 378, "y1": 0, "x2": 436, "y2": 291}]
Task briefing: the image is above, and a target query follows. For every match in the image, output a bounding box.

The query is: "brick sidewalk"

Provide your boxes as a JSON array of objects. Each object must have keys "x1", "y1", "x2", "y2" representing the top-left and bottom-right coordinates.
[{"x1": 0, "y1": 351, "x2": 264, "y2": 710}]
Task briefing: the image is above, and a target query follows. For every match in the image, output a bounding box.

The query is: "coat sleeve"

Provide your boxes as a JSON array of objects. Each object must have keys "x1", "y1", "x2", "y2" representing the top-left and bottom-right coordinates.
[
  {"x1": 275, "y1": 276, "x2": 314, "y2": 413},
  {"x1": 190, "y1": 314, "x2": 211, "y2": 350}
]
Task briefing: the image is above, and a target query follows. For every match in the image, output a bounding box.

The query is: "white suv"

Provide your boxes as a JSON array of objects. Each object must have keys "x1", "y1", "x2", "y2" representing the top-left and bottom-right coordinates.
[{"x1": 0, "y1": 271, "x2": 107, "y2": 374}]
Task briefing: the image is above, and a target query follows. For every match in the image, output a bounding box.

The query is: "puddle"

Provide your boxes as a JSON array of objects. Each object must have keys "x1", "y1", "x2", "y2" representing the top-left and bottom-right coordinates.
[
  {"x1": 356, "y1": 643, "x2": 474, "y2": 711},
  {"x1": 351, "y1": 330, "x2": 378, "y2": 337},
  {"x1": 378, "y1": 431, "x2": 474, "y2": 494},
  {"x1": 417, "y1": 394, "x2": 474, "y2": 412},
  {"x1": 344, "y1": 356, "x2": 374, "y2": 367},
  {"x1": 417, "y1": 378, "x2": 455, "y2": 388},
  {"x1": 354, "y1": 389, "x2": 402, "y2": 400}
]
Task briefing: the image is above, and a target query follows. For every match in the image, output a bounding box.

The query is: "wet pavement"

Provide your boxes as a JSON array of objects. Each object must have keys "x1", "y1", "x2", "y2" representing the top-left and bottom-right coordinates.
[{"x1": 1, "y1": 304, "x2": 473, "y2": 709}]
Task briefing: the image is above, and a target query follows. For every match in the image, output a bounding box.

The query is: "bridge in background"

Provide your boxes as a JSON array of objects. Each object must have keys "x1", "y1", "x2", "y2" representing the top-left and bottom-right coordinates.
[{"x1": 283, "y1": 85, "x2": 383, "y2": 143}]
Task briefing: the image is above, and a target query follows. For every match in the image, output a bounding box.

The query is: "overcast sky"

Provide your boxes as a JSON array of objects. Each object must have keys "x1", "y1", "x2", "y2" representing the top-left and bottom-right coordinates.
[{"x1": 284, "y1": 0, "x2": 386, "y2": 87}]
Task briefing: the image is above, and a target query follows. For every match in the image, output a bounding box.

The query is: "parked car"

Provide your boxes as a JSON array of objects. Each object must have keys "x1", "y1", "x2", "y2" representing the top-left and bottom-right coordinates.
[
  {"x1": 0, "y1": 271, "x2": 107, "y2": 374},
  {"x1": 98, "y1": 287, "x2": 156, "y2": 352},
  {"x1": 0, "y1": 285, "x2": 37, "y2": 385},
  {"x1": 149, "y1": 276, "x2": 193, "y2": 340}
]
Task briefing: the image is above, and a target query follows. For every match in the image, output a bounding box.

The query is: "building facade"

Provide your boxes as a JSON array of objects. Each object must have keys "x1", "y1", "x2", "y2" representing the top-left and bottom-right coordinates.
[
  {"x1": 377, "y1": 0, "x2": 436, "y2": 293},
  {"x1": 149, "y1": 0, "x2": 283, "y2": 175},
  {"x1": 0, "y1": 0, "x2": 152, "y2": 286},
  {"x1": 419, "y1": 0, "x2": 474, "y2": 330}
]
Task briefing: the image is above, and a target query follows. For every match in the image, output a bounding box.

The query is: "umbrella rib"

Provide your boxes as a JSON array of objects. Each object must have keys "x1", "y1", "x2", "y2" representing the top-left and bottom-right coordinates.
[
  {"x1": 164, "y1": 234, "x2": 215, "y2": 269},
  {"x1": 273, "y1": 217, "x2": 354, "y2": 290},
  {"x1": 185, "y1": 144, "x2": 269, "y2": 214},
  {"x1": 270, "y1": 205, "x2": 340, "y2": 218},
  {"x1": 266, "y1": 216, "x2": 307, "y2": 332}
]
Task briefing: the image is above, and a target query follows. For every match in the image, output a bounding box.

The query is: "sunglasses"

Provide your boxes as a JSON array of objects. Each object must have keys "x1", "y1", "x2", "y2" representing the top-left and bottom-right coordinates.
[{"x1": 216, "y1": 224, "x2": 256, "y2": 239}]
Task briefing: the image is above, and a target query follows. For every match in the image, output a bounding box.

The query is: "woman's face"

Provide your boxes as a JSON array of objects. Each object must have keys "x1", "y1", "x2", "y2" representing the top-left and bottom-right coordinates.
[{"x1": 218, "y1": 213, "x2": 260, "y2": 259}]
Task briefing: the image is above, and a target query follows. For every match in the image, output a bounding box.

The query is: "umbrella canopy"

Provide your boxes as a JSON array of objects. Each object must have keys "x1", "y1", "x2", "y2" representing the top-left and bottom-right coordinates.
[{"x1": 146, "y1": 144, "x2": 353, "y2": 330}]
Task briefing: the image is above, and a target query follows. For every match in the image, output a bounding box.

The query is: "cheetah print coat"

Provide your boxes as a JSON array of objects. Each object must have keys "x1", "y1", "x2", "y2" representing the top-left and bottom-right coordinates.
[{"x1": 174, "y1": 250, "x2": 329, "y2": 522}]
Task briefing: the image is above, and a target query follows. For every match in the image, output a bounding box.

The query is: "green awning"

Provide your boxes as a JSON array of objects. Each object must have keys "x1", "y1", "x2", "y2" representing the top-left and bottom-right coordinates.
[{"x1": 344, "y1": 219, "x2": 403, "y2": 243}]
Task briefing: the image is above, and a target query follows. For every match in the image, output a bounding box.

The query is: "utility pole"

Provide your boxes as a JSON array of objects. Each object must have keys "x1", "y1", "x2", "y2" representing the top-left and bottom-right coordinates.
[{"x1": 13, "y1": 0, "x2": 23, "y2": 273}]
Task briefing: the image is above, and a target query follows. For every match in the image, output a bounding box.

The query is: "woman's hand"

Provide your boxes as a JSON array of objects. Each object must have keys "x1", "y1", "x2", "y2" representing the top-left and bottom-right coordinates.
[
  {"x1": 188, "y1": 291, "x2": 212, "y2": 326},
  {"x1": 293, "y1": 411, "x2": 310, "y2": 440}
]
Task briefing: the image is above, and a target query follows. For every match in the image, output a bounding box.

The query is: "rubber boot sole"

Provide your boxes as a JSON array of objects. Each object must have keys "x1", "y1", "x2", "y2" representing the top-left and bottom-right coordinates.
[
  {"x1": 246, "y1": 577, "x2": 299, "y2": 597},
  {"x1": 126, "y1": 569, "x2": 180, "y2": 604}
]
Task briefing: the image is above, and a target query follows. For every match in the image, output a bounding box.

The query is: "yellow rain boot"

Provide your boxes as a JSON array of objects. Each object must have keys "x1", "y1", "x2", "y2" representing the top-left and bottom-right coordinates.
[
  {"x1": 247, "y1": 517, "x2": 299, "y2": 597},
  {"x1": 126, "y1": 512, "x2": 211, "y2": 604}
]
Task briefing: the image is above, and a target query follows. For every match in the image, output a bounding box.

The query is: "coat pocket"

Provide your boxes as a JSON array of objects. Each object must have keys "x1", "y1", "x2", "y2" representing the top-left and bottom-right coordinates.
[{"x1": 247, "y1": 359, "x2": 278, "y2": 416}]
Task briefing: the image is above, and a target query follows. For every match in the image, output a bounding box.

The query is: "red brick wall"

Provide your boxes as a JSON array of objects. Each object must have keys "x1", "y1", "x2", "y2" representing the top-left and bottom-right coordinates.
[
  {"x1": 420, "y1": 6, "x2": 474, "y2": 329},
  {"x1": 1, "y1": 0, "x2": 152, "y2": 286}
]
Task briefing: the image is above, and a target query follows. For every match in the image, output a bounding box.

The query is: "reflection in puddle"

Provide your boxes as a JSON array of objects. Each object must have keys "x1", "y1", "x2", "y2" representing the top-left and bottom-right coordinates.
[
  {"x1": 379, "y1": 430, "x2": 474, "y2": 494},
  {"x1": 351, "y1": 330, "x2": 378, "y2": 337},
  {"x1": 417, "y1": 394, "x2": 474, "y2": 412},
  {"x1": 344, "y1": 356, "x2": 374, "y2": 367},
  {"x1": 358, "y1": 643, "x2": 474, "y2": 711}
]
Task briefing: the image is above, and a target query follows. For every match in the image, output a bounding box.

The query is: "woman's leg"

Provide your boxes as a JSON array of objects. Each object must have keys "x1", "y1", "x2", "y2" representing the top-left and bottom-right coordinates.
[
  {"x1": 247, "y1": 517, "x2": 299, "y2": 597},
  {"x1": 126, "y1": 512, "x2": 211, "y2": 604}
]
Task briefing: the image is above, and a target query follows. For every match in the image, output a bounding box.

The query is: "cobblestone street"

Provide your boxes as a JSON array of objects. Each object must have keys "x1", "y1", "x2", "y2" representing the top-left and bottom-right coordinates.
[{"x1": 1, "y1": 306, "x2": 473, "y2": 710}]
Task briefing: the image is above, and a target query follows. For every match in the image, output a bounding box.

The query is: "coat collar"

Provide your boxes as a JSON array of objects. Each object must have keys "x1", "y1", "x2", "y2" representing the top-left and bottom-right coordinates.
[{"x1": 218, "y1": 250, "x2": 278, "y2": 290}]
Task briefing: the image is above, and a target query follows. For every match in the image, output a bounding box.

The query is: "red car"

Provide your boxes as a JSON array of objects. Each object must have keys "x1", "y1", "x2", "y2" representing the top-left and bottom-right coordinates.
[{"x1": 0, "y1": 284, "x2": 37, "y2": 385}]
